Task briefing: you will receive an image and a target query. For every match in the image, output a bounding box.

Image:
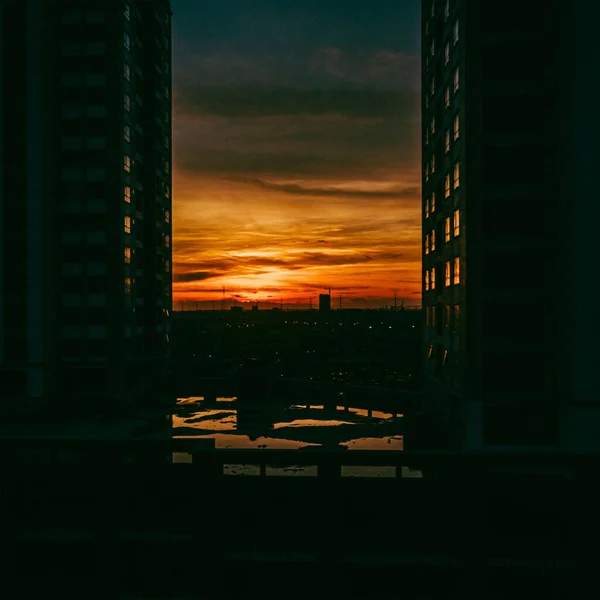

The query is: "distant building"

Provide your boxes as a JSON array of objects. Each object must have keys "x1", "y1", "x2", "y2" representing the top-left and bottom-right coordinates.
[
  {"x1": 0, "y1": 0, "x2": 173, "y2": 415},
  {"x1": 319, "y1": 294, "x2": 331, "y2": 312},
  {"x1": 420, "y1": 0, "x2": 600, "y2": 450}
]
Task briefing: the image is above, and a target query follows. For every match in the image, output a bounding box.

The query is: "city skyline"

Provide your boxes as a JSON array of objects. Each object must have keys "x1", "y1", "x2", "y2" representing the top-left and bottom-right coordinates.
[{"x1": 171, "y1": 0, "x2": 422, "y2": 308}]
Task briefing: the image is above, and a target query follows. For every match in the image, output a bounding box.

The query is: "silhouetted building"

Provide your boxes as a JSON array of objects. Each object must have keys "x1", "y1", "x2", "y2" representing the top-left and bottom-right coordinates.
[
  {"x1": 0, "y1": 0, "x2": 173, "y2": 414},
  {"x1": 420, "y1": 0, "x2": 600, "y2": 450},
  {"x1": 319, "y1": 294, "x2": 331, "y2": 312}
]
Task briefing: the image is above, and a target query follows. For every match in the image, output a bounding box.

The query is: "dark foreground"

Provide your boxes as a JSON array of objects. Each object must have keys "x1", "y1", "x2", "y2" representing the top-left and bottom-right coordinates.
[{"x1": 1, "y1": 441, "x2": 598, "y2": 599}]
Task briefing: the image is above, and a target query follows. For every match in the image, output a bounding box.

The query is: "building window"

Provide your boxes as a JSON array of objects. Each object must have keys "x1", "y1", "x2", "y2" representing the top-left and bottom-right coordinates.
[
  {"x1": 445, "y1": 130, "x2": 450, "y2": 153},
  {"x1": 125, "y1": 248, "x2": 131, "y2": 264},
  {"x1": 124, "y1": 156, "x2": 131, "y2": 172},
  {"x1": 453, "y1": 257, "x2": 460, "y2": 285},
  {"x1": 425, "y1": 234, "x2": 430, "y2": 255},
  {"x1": 425, "y1": 197, "x2": 430, "y2": 219},
  {"x1": 431, "y1": 154, "x2": 436, "y2": 174},
  {"x1": 431, "y1": 268, "x2": 436, "y2": 290},
  {"x1": 86, "y1": 137, "x2": 105, "y2": 150},
  {"x1": 124, "y1": 125, "x2": 131, "y2": 143},
  {"x1": 86, "y1": 105, "x2": 106, "y2": 119},
  {"x1": 425, "y1": 128, "x2": 429, "y2": 146},
  {"x1": 425, "y1": 95, "x2": 429, "y2": 110},
  {"x1": 431, "y1": 116, "x2": 436, "y2": 135},
  {"x1": 425, "y1": 163, "x2": 429, "y2": 183},
  {"x1": 86, "y1": 74, "x2": 105, "y2": 87},
  {"x1": 431, "y1": 230, "x2": 436, "y2": 252},
  {"x1": 124, "y1": 185, "x2": 131, "y2": 203},
  {"x1": 431, "y1": 39, "x2": 435, "y2": 56},
  {"x1": 445, "y1": 86, "x2": 450, "y2": 109},
  {"x1": 165, "y1": 135, "x2": 170, "y2": 149},
  {"x1": 165, "y1": 186, "x2": 171, "y2": 199},
  {"x1": 453, "y1": 209, "x2": 460, "y2": 236},
  {"x1": 453, "y1": 305, "x2": 460, "y2": 329},
  {"x1": 165, "y1": 235, "x2": 170, "y2": 248},
  {"x1": 445, "y1": 0, "x2": 450, "y2": 19},
  {"x1": 124, "y1": 33, "x2": 131, "y2": 51},
  {"x1": 124, "y1": 216, "x2": 131, "y2": 234},
  {"x1": 425, "y1": 271, "x2": 430, "y2": 291},
  {"x1": 454, "y1": 67, "x2": 460, "y2": 93},
  {"x1": 453, "y1": 113, "x2": 460, "y2": 141},
  {"x1": 445, "y1": 217, "x2": 451, "y2": 243},
  {"x1": 86, "y1": 168, "x2": 106, "y2": 182},
  {"x1": 445, "y1": 42, "x2": 450, "y2": 65},
  {"x1": 124, "y1": 63, "x2": 130, "y2": 81},
  {"x1": 124, "y1": 3, "x2": 131, "y2": 20},
  {"x1": 453, "y1": 20, "x2": 459, "y2": 44},
  {"x1": 445, "y1": 261, "x2": 451, "y2": 286},
  {"x1": 425, "y1": 21, "x2": 429, "y2": 36},
  {"x1": 431, "y1": 77, "x2": 435, "y2": 97},
  {"x1": 125, "y1": 277, "x2": 132, "y2": 294},
  {"x1": 431, "y1": 192, "x2": 436, "y2": 213},
  {"x1": 444, "y1": 174, "x2": 451, "y2": 198},
  {"x1": 85, "y1": 10, "x2": 105, "y2": 24},
  {"x1": 165, "y1": 210, "x2": 170, "y2": 223},
  {"x1": 124, "y1": 94, "x2": 131, "y2": 112},
  {"x1": 445, "y1": 305, "x2": 451, "y2": 328},
  {"x1": 86, "y1": 42, "x2": 106, "y2": 55},
  {"x1": 453, "y1": 162, "x2": 460, "y2": 189}
]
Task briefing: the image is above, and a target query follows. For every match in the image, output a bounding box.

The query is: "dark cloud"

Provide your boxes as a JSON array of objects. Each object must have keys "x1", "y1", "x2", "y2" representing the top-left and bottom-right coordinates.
[
  {"x1": 174, "y1": 271, "x2": 222, "y2": 283},
  {"x1": 175, "y1": 84, "x2": 416, "y2": 119},
  {"x1": 231, "y1": 177, "x2": 420, "y2": 199}
]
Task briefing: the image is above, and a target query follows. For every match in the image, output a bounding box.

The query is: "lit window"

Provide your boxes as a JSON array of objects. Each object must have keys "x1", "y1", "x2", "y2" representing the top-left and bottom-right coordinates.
[
  {"x1": 165, "y1": 235, "x2": 170, "y2": 248},
  {"x1": 124, "y1": 125, "x2": 131, "y2": 142},
  {"x1": 431, "y1": 116, "x2": 436, "y2": 135},
  {"x1": 431, "y1": 153, "x2": 436, "y2": 174},
  {"x1": 124, "y1": 156, "x2": 131, "y2": 172},
  {"x1": 445, "y1": 0, "x2": 450, "y2": 19},
  {"x1": 165, "y1": 186, "x2": 170, "y2": 199},
  {"x1": 445, "y1": 217, "x2": 451, "y2": 243},
  {"x1": 425, "y1": 270, "x2": 430, "y2": 291},
  {"x1": 124, "y1": 94, "x2": 131, "y2": 111},
  {"x1": 445, "y1": 305, "x2": 451, "y2": 328},
  {"x1": 425, "y1": 234, "x2": 430, "y2": 255},
  {"x1": 124, "y1": 216, "x2": 131, "y2": 233},
  {"x1": 453, "y1": 162, "x2": 460, "y2": 189},
  {"x1": 453, "y1": 257, "x2": 460, "y2": 284},
  {"x1": 453, "y1": 113, "x2": 459, "y2": 141},
  {"x1": 453, "y1": 20, "x2": 459, "y2": 44},
  {"x1": 453, "y1": 305, "x2": 460, "y2": 329},
  {"x1": 124, "y1": 3, "x2": 131, "y2": 20},
  {"x1": 445, "y1": 261, "x2": 451, "y2": 286},
  {"x1": 445, "y1": 86, "x2": 450, "y2": 109},
  {"x1": 124, "y1": 63, "x2": 130, "y2": 81},
  {"x1": 431, "y1": 39, "x2": 435, "y2": 56},
  {"x1": 454, "y1": 67, "x2": 460, "y2": 93},
  {"x1": 444, "y1": 174, "x2": 451, "y2": 198},
  {"x1": 125, "y1": 248, "x2": 131, "y2": 263},
  {"x1": 445, "y1": 43, "x2": 450, "y2": 65},
  {"x1": 431, "y1": 230, "x2": 436, "y2": 252},
  {"x1": 425, "y1": 163, "x2": 429, "y2": 183},
  {"x1": 425, "y1": 197, "x2": 430, "y2": 219},
  {"x1": 125, "y1": 277, "x2": 132, "y2": 294},
  {"x1": 431, "y1": 77, "x2": 435, "y2": 96},
  {"x1": 431, "y1": 268, "x2": 436, "y2": 290},
  {"x1": 124, "y1": 33, "x2": 131, "y2": 51},
  {"x1": 428, "y1": 344, "x2": 434, "y2": 359},
  {"x1": 124, "y1": 186, "x2": 131, "y2": 203},
  {"x1": 443, "y1": 350, "x2": 448, "y2": 366},
  {"x1": 431, "y1": 192, "x2": 436, "y2": 213},
  {"x1": 165, "y1": 210, "x2": 170, "y2": 223},
  {"x1": 445, "y1": 130, "x2": 450, "y2": 153},
  {"x1": 453, "y1": 209, "x2": 460, "y2": 236}
]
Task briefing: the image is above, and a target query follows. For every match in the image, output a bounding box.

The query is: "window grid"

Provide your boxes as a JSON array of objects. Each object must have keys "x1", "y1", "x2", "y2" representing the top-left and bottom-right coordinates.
[
  {"x1": 453, "y1": 209, "x2": 460, "y2": 236},
  {"x1": 453, "y1": 257, "x2": 460, "y2": 285}
]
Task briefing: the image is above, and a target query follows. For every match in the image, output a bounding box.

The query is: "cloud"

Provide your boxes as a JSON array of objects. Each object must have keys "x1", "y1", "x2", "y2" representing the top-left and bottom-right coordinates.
[
  {"x1": 175, "y1": 84, "x2": 416, "y2": 119},
  {"x1": 174, "y1": 271, "x2": 223, "y2": 282}
]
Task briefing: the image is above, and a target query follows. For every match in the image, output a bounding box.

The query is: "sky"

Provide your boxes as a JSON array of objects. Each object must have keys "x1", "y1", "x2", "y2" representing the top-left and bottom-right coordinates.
[{"x1": 171, "y1": 0, "x2": 422, "y2": 309}]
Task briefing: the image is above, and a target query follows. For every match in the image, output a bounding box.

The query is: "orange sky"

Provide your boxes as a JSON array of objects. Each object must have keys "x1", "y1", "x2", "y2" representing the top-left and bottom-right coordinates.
[{"x1": 171, "y1": 1, "x2": 422, "y2": 309}]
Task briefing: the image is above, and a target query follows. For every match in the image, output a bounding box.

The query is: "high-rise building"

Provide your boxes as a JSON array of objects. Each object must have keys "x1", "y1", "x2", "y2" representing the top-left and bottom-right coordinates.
[
  {"x1": 0, "y1": 0, "x2": 173, "y2": 415},
  {"x1": 420, "y1": 0, "x2": 600, "y2": 450}
]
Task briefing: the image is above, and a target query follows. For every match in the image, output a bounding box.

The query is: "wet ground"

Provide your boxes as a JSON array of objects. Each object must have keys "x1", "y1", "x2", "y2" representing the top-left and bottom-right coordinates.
[{"x1": 170, "y1": 394, "x2": 421, "y2": 477}]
